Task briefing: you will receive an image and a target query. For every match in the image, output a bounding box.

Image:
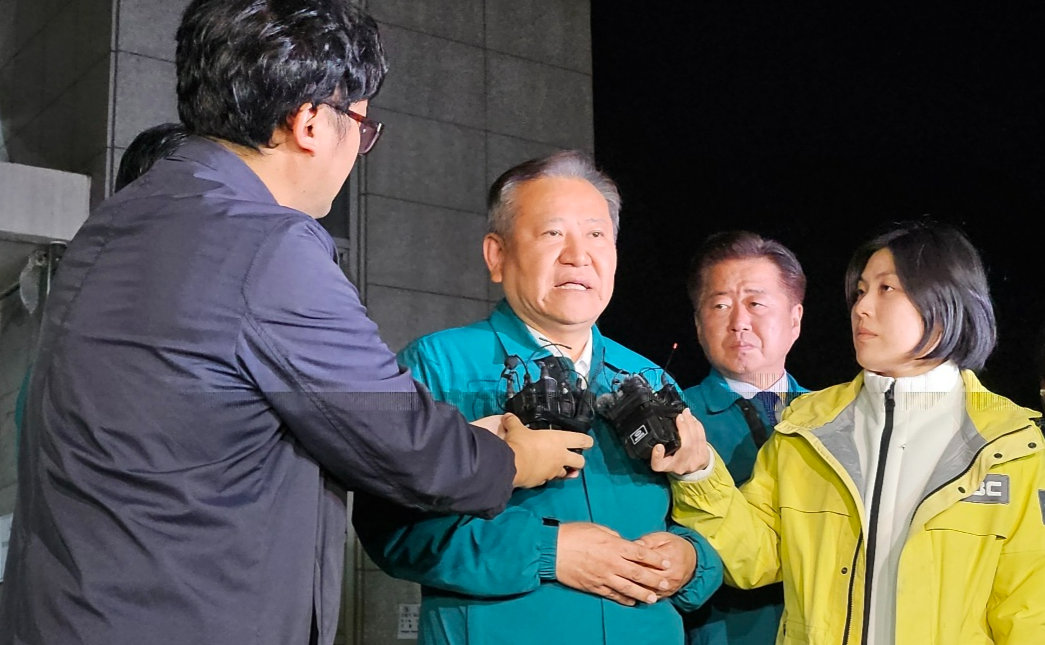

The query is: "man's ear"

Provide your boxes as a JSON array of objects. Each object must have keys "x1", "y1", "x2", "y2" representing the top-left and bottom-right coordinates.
[
  {"x1": 483, "y1": 233, "x2": 506, "y2": 284},
  {"x1": 284, "y1": 102, "x2": 323, "y2": 154},
  {"x1": 790, "y1": 303, "x2": 804, "y2": 339},
  {"x1": 693, "y1": 311, "x2": 706, "y2": 344}
]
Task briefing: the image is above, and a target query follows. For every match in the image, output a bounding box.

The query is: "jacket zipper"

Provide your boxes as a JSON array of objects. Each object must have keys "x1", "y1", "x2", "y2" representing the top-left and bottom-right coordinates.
[
  {"x1": 859, "y1": 383, "x2": 895, "y2": 645},
  {"x1": 840, "y1": 531, "x2": 863, "y2": 645}
]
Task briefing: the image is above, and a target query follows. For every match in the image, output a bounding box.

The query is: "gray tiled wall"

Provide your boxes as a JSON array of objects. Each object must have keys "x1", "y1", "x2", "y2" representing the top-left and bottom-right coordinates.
[
  {"x1": 487, "y1": 52, "x2": 594, "y2": 149},
  {"x1": 116, "y1": 0, "x2": 185, "y2": 61},
  {"x1": 0, "y1": 0, "x2": 113, "y2": 194},
  {"x1": 367, "y1": 0, "x2": 484, "y2": 46},
  {"x1": 106, "y1": 1, "x2": 185, "y2": 197},
  {"x1": 365, "y1": 109, "x2": 488, "y2": 213},
  {"x1": 486, "y1": 0, "x2": 592, "y2": 73},
  {"x1": 112, "y1": 53, "x2": 179, "y2": 149},
  {"x1": 485, "y1": 133, "x2": 561, "y2": 187},
  {"x1": 365, "y1": 196, "x2": 490, "y2": 300},
  {"x1": 0, "y1": 0, "x2": 186, "y2": 203},
  {"x1": 376, "y1": 25, "x2": 486, "y2": 127},
  {"x1": 365, "y1": 285, "x2": 494, "y2": 354}
]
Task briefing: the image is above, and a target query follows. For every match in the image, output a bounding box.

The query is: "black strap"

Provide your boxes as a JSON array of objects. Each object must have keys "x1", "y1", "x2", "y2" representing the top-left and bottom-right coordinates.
[{"x1": 735, "y1": 398, "x2": 770, "y2": 448}]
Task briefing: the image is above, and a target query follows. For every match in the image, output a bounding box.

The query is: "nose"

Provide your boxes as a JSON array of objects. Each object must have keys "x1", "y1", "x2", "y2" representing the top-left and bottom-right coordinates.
[
  {"x1": 728, "y1": 305, "x2": 752, "y2": 332},
  {"x1": 558, "y1": 233, "x2": 591, "y2": 266},
  {"x1": 852, "y1": 291, "x2": 872, "y2": 318}
]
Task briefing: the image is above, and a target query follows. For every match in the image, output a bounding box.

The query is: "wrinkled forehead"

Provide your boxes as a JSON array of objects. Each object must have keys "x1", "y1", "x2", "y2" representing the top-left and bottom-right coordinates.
[
  {"x1": 701, "y1": 257, "x2": 788, "y2": 299},
  {"x1": 507, "y1": 177, "x2": 613, "y2": 232}
]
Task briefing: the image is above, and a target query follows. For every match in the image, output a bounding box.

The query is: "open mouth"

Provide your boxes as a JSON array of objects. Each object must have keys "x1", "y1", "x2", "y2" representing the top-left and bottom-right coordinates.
[{"x1": 555, "y1": 281, "x2": 590, "y2": 291}]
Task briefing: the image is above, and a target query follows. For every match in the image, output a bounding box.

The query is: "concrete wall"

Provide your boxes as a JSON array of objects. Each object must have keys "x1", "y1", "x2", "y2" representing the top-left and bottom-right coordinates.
[
  {"x1": 0, "y1": 162, "x2": 92, "y2": 243},
  {"x1": 106, "y1": 0, "x2": 185, "y2": 205},
  {"x1": 0, "y1": 0, "x2": 184, "y2": 206},
  {"x1": 0, "y1": 0, "x2": 114, "y2": 205}
]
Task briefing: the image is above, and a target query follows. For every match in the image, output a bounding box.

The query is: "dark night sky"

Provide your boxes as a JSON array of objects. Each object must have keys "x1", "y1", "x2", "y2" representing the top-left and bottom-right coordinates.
[{"x1": 590, "y1": 3, "x2": 1045, "y2": 410}]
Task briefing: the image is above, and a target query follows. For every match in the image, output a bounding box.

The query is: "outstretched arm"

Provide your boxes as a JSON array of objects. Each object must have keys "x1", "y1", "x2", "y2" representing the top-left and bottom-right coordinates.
[{"x1": 672, "y1": 439, "x2": 784, "y2": 589}]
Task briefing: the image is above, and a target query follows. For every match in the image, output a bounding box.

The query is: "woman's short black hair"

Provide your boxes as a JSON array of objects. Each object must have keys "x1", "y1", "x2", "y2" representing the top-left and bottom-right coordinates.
[
  {"x1": 845, "y1": 221, "x2": 996, "y2": 371},
  {"x1": 176, "y1": 0, "x2": 388, "y2": 150}
]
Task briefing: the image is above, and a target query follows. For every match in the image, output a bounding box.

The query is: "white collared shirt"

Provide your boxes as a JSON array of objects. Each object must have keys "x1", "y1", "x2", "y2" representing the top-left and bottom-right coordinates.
[
  {"x1": 524, "y1": 325, "x2": 594, "y2": 379},
  {"x1": 724, "y1": 372, "x2": 791, "y2": 422},
  {"x1": 723, "y1": 373, "x2": 790, "y2": 398}
]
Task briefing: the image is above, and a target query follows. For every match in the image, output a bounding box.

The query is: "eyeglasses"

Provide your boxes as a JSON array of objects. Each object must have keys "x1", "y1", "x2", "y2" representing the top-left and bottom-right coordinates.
[{"x1": 344, "y1": 109, "x2": 383, "y2": 155}]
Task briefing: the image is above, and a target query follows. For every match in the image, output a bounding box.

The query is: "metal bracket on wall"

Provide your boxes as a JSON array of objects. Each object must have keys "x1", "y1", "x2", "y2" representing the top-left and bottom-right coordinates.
[{"x1": 0, "y1": 241, "x2": 67, "y2": 307}]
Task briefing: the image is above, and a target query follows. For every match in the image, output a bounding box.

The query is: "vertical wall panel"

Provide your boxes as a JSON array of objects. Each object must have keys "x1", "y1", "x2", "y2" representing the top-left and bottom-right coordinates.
[
  {"x1": 0, "y1": 0, "x2": 113, "y2": 198},
  {"x1": 485, "y1": 0, "x2": 592, "y2": 73}
]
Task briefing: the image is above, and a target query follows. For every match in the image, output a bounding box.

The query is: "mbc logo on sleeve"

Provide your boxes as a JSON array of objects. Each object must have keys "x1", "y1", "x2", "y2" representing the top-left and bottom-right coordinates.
[{"x1": 961, "y1": 474, "x2": 1009, "y2": 504}]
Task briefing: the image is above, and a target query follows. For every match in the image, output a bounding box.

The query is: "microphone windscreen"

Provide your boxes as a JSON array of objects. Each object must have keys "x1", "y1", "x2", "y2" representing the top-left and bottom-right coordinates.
[{"x1": 595, "y1": 392, "x2": 616, "y2": 413}]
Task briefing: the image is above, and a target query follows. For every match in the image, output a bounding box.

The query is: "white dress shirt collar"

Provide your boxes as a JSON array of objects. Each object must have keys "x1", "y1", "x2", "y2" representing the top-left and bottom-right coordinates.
[
  {"x1": 524, "y1": 325, "x2": 594, "y2": 379},
  {"x1": 723, "y1": 372, "x2": 790, "y2": 399}
]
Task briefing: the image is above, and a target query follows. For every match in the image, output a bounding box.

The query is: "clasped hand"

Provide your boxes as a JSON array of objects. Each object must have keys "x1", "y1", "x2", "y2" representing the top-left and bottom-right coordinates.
[{"x1": 555, "y1": 522, "x2": 697, "y2": 606}]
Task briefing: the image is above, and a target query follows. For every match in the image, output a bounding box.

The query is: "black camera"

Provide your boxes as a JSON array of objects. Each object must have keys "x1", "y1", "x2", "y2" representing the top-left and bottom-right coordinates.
[
  {"x1": 595, "y1": 373, "x2": 685, "y2": 461},
  {"x1": 502, "y1": 355, "x2": 595, "y2": 435}
]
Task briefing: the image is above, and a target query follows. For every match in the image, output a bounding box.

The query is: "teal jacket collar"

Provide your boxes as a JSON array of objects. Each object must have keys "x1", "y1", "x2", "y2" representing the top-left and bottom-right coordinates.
[{"x1": 488, "y1": 299, "x2": 608, "y2": 374}]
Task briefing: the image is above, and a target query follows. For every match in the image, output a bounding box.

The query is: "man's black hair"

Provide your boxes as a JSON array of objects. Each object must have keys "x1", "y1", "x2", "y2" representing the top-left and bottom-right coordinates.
[
  {"x1": 115, "y1": 123, "x2": 191, "y2": 191},
  {"x1": 176, "y1": 0, "x2": 388, "y2": 150},
  {"x1": 687, "y1": 230, "x2": 806, "y2": 309},
  {"x1": 845, "y1": 220, "x2": 996, "y2": 371}
]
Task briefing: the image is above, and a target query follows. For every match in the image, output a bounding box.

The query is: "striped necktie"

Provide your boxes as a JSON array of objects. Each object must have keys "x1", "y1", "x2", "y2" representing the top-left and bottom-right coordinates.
[{"x1": 753, "y1": 390, "x2": 781, "y2": 425}]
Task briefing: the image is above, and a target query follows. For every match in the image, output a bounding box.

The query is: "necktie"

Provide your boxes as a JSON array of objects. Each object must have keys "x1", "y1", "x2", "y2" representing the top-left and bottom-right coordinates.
[{"x1": 753, "y1": 390, "x2": 780, "y2": 425}]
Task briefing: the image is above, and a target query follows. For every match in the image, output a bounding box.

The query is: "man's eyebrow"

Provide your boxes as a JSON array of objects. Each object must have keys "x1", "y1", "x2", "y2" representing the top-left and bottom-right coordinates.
[{"x1": 704, "y1": 287, "x2": 769, "y2": 299}]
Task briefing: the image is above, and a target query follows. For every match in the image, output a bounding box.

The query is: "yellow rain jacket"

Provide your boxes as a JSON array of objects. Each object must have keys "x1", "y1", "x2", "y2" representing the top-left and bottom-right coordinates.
[{"x1": 672, "y1": 371, "x2": 1045, "y2": 644}]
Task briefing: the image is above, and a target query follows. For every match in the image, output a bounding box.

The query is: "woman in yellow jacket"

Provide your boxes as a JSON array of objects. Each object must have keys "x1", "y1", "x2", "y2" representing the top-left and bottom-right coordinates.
[{"x1": 672, "y1": 221, "x2": 1045, "y2": 645}]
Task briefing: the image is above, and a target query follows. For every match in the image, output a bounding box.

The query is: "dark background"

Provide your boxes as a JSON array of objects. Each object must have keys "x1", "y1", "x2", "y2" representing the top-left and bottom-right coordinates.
[{"x1": 591, "y1": 2, "x2": 1045, "y2": 409}]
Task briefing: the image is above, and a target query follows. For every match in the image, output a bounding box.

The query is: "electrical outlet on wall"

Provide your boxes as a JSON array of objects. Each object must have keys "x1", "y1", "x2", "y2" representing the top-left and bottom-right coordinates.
[{"x1": 396, "y1": 603, "x2": 419, "y2": 640}]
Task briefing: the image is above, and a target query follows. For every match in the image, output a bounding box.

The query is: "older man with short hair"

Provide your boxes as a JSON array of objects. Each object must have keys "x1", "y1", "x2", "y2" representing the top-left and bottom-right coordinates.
[
  {"x1": 354, "y1": 151, "x2": 723, "y2": 645},
  {"x1": 681, "y1": 230, "x2": 808, "y2": 645}
]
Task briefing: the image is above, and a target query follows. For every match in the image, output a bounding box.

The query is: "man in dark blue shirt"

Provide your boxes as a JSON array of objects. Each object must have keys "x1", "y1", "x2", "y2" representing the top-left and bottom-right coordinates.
[{"x1": 0, "y1": 2, "x2": 587, "y2": 644}]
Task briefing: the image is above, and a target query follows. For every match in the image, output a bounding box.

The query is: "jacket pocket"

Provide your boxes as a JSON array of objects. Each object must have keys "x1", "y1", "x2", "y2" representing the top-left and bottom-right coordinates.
[
  {"x1": 924, "y1": 505, "x2": 1009, "y2": 539},
  {"x1": 781, "y1": 619, "x2": 816, "y2": 644},
  {"x1": 777, "y1": 502, "x2": 857, "y2": 639}
]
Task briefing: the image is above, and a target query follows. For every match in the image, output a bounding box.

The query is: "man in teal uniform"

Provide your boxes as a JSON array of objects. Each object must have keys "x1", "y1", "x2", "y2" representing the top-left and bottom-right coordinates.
[
  {"x1": 354, "y1": 151, "x2": 723, "y2": 645},
  {"x1": 681, "y1": 231, "x2": 808, "y2": 645}
]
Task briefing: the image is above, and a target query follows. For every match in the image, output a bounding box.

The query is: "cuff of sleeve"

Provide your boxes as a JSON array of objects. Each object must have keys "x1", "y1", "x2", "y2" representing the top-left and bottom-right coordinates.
[
  {"x1": 671, "y1": 450, "x2": 716, "y2": 482},
  {"x1": 537, "y1": 519, "x2": 559, "y2": 580},
  {"x1": 669, "y1": 532, "x2": 723, "y2": 612}
]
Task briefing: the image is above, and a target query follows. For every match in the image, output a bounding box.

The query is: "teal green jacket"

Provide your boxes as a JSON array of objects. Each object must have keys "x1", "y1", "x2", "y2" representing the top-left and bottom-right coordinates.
[
  {"x1": 354, "y1": 301, "x2": 723, "y2": 645},
  {"x1": 681, "y1": 369, "x2": 807, "y2": 645}
]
